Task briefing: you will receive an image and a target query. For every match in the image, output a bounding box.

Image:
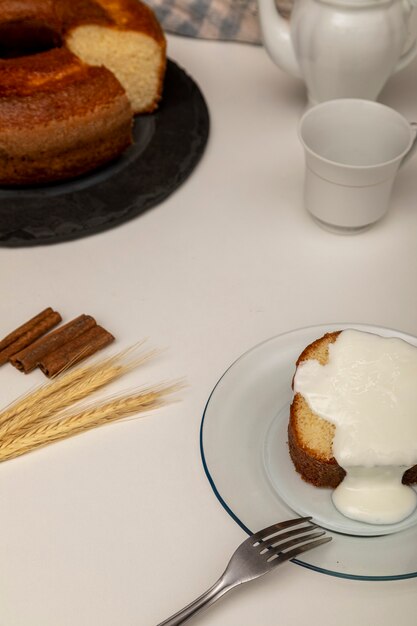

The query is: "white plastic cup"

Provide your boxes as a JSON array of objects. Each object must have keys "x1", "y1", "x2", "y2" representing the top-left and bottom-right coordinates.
[{"x1": 298, "y1": 99, "x2": 417, "y2": 234}]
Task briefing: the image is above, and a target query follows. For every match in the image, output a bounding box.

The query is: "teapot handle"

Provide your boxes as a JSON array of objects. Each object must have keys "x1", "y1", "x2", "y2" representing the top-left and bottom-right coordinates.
[{"x1": 257, "y1": 0, "x2": 302, "y2": 78}]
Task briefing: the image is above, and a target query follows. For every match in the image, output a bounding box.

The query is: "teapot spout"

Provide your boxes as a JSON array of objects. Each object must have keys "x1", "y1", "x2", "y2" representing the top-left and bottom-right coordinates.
[{"x1": 257, "y1": 0, "x2": 302, "y2": 78}]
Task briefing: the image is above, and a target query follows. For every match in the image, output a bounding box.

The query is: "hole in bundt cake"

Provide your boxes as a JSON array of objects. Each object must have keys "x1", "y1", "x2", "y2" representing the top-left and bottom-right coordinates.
[{"x1": 0, "y1": 21, "x2": 62, "y2": 58}]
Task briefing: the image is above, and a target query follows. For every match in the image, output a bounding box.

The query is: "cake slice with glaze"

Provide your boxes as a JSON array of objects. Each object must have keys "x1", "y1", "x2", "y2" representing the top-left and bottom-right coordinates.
[{"x1": 288, "y1": 331, "x2": 417, "y2": 489}]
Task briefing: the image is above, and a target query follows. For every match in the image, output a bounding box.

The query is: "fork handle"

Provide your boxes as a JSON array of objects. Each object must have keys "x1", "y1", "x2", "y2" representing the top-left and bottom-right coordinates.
[{"x1": 157, "y1": 574, "x2": 235, "y2": 625}]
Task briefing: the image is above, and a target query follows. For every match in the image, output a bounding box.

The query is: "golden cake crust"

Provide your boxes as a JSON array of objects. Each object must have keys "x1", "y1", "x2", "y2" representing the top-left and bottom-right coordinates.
[
  {"x1": 0, "y1": 48, "x2": 132, "y2": 184},
  {"x1": 0, "y1": 0, "x2": 61, "y2": 26},
  {"x1": 0, "y1": 47, "x2": 122, "y2": 103}
]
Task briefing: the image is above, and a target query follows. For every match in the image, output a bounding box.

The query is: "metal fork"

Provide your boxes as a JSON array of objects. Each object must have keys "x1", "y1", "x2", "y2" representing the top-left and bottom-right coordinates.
[{"x1": 157, "y1": 517, "x2": 331, "y2": 625}]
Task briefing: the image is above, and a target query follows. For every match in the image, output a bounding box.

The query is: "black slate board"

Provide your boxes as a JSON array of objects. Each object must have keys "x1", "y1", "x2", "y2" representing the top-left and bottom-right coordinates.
[{"x1": 0, "y1": 59, "x2": 209, "y2": 247}]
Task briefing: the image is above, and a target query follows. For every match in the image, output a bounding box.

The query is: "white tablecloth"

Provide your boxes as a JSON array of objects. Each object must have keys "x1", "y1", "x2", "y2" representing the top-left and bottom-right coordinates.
[{"x1": 1, "y1": 34, "x2": 417, "y2": 625}]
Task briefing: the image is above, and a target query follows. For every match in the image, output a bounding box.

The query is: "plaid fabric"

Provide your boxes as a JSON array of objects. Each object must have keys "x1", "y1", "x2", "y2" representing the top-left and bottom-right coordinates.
[{"x1": 146, "y1": 0, "x2": 292, "y2": 44}]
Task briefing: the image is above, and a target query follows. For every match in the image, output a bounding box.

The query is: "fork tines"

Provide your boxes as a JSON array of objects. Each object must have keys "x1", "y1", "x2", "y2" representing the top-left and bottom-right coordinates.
[{"x1": 252, "y1": 516, "x2": 331, "y2": 563}]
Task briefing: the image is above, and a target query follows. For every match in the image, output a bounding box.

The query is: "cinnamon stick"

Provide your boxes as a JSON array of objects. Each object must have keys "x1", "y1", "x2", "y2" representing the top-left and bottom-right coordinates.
[
  {"x1": 0, "y1": 307, "x2": 57, "y2": 352},
  {"x1": 0, "y1": 309, "x2": 62, "y2": 366},
  {"x1": 39, "y1": 325, "x2": 115, "y2": 377},
  {"x1": 10, "y1": 314, "x2": 97, "y2": 373}
]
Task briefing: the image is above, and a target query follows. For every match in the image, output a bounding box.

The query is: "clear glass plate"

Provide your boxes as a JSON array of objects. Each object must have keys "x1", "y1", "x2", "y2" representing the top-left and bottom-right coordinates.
[{"x1": 200, "y1": 323, "x2": 417, "y2": 580}]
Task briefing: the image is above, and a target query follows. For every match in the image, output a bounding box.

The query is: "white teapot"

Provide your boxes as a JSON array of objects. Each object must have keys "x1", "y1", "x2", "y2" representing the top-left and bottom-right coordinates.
[{"x1": 257, "y1": 0, "x2": 417, "y2": 104}]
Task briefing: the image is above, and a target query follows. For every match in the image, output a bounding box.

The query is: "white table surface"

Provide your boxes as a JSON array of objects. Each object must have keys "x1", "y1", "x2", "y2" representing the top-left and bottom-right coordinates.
[{"x1": 1, "y1": 33, "x2": 417, "y2": 626}]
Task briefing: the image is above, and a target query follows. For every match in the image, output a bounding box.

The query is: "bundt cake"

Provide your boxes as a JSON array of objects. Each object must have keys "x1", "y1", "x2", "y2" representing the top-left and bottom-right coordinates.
[
  {"x1": 0, "y1": 0, "x2": 167, "y2": 185},
  {"x1": 288, "y1": 330, "x2": 417, "y2": 488}
]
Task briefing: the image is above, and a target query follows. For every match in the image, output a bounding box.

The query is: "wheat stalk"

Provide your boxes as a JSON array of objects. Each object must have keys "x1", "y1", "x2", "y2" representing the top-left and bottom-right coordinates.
[
  {"x1": 0, "y1": 384, "x2": 177, "y2": 463},
  {"x1": 0, "y1": 345, "x2": 179, "y2": 463},
  {"x1": 0, "y1": 345, "x2": 155, "y2": 440}
]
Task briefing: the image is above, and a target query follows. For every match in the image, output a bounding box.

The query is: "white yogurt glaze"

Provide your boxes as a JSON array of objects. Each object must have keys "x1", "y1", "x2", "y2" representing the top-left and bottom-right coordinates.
[{"x1": 293, "y1": 329, "x2": 417, "y2": 525}]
